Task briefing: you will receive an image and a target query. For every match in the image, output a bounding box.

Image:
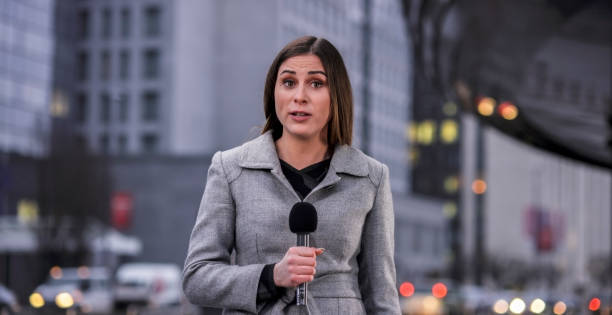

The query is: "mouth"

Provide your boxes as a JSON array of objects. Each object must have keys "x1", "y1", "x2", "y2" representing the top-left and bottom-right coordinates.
[{"x1": 290, "y1": 111, "x2": 311, "y2": 117}]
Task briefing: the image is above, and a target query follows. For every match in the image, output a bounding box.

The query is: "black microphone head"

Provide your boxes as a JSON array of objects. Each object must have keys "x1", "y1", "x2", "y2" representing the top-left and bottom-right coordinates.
[{"x1": 289, "y1": 202, "x2": 318, "y2": 234}]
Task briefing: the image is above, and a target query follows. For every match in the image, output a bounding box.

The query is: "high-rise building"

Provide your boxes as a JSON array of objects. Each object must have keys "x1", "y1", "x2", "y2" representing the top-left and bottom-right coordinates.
[{"x1": 0, "y1": 0, "x2": 55, "y2": 157}]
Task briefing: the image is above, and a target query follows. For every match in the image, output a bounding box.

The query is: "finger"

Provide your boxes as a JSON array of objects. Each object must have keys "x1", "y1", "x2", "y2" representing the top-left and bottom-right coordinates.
[
  {"x1": 290, "y1": 246, "x2": 317, "y2": 257},
  {"x1": 287, "y1": 255, "x2": 316, "y2": 267},
  {"x1": 315, "y1": 248, "x2": 325, "y2": 256},
  {"x1": 288, "y1": 265, "x2": 316, "y2": 276}
]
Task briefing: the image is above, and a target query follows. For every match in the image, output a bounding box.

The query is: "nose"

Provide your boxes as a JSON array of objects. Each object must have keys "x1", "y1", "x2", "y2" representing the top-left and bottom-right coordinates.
[{"x1": 293, "y1": 83, "x2": 308, "y2": 105}]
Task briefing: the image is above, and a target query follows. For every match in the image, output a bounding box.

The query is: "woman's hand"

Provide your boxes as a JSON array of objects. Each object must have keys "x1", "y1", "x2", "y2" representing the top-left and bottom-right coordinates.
[{"x1": 273, "y1": 247, "x2": 324, "y2": 288}]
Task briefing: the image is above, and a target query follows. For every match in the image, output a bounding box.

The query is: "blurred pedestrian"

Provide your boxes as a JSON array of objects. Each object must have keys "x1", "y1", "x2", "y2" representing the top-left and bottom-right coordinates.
[{"x1": 183, "y1": 36, "x2": 400, "y2": 314}]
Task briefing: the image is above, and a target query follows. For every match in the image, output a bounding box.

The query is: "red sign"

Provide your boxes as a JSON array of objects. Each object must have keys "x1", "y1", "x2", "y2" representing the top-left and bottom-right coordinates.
[{"x1": 111, "y1": 192, "x2": 133, "y2": 230}]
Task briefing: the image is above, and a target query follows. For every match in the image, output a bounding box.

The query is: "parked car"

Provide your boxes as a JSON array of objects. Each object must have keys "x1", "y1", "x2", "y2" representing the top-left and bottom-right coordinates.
[
  {"x1": 0, "y1": 283, "x2": 19, "y2": 314},
  {"x1": 29, "y1": 266, "x2": 113, "y2": 314},
  {"x1": 113, "y1": 263, "x2": 182, "y2": 310}
]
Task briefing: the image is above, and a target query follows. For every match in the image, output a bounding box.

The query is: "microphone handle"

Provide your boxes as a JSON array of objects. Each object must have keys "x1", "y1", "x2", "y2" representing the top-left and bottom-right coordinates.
[{"x1": 296, "y1": 233, "x2": 309, "y2": 306}]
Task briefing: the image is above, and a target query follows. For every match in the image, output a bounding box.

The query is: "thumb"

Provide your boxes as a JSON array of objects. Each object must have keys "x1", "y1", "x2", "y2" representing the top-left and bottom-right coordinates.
[{"x1": 315, "y1": 248, "x2": 325, "y2": 256}]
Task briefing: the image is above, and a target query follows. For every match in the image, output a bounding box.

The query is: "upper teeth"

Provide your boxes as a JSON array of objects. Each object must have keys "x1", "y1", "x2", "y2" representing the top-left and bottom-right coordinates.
[{"x1": 295, "y1": 113, "x2": 306, "y2": 116}]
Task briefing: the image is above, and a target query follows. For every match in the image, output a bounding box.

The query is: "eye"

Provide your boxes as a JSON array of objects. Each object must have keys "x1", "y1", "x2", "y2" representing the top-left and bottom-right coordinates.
[
  {"x1": 311, "y1": 81, "x2": 324, "y2": 88},
  {"x1": 282, "y1": 79, "x2": 295, "y2": 87}
]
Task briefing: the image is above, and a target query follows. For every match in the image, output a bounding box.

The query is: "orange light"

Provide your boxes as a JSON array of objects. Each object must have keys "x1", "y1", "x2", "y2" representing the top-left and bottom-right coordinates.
[
  {"x1": 472, "y1": 179, "x2": 487, "y2": 194},
  {"x1": 50, "y1": 266, "x2": 62, "y2": 279},
  {"x1": 589, "y1": 298, "x2": 600, "y2": 311},
  {"x1": 432, "y1": 282, "x2": 447, "y2": 299},
  {"x1": 498, "y1": 101, "x2": 518, "y2": 120},
  {"x1": 477, "y1": 97, "x2": 496, "y2": 116},
  {"x1": 399, "y1": 282, "x2": 415, "y2": 297}
]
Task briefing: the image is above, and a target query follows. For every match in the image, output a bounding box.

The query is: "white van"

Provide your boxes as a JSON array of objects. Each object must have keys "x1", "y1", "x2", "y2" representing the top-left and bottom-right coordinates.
[{"x1": 113, "y1": 263, "x2": 182, "y2": 309}]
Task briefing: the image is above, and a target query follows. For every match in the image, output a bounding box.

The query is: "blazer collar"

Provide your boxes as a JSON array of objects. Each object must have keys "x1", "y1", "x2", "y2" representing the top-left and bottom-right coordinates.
[{"x1": 238, "y1": 130, "x2": 369, "y2": 177}]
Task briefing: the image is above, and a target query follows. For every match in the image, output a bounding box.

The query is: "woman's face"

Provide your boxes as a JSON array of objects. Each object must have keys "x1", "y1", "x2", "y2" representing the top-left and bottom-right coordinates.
[{"x1": 274, "y1": 54, "x2": 331, "y2": 143}]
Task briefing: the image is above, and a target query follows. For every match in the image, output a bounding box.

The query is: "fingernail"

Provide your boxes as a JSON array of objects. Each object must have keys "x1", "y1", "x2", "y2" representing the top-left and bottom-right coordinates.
[{"x1": 318, "y1": 248, "x2": 325, "y2": 252}]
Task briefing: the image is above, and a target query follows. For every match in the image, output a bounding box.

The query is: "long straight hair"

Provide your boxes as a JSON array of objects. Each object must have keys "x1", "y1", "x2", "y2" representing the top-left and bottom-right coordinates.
[{"x1": 262, "y1": 36, "x2": 353, "y2": 148}]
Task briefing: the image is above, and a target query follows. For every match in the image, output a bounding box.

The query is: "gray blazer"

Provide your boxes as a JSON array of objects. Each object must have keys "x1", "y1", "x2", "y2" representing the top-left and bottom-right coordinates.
[{"x1": 183, "y1": 131, "x2": 400, "y2": 314}]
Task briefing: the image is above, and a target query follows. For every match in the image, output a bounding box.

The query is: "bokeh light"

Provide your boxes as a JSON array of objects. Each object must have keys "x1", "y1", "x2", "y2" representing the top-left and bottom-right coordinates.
[
  {"x1": 440, "y1": 119, "x2": 458, "y2": 143},
  {"x1": 29, "y1": 292, "x2": 45, "y2": 308},
  {"x1": 472, "y1": 179, "x2": 487, "y2": 194},
  {"x1": 477, "y1": 97, "x2": 496, "y2": 116},
  {"x1": 50, "y1": 266, "x2": 63, "y2": 279},
  {"x1": 399, "y1": 282, "x2": 415, "y2": 297},
  {"x1": 55, "y1": 292, "x2": 74, "y2": 309},
  {"x1": 529, "y1": 298, "x2": 546, "y2": 314},
  {"x1": 77, "y1": 266, "x2": 90, "y2": 279},
  {"x1": 509, "y1": 298, "x2": 526, "y2": 314},
  {"x1": 493, "y1": 299, "x2": 509, "y2": 314},
  {"x1": 588, "y1": 298, "x2": 600, "y2": 311},
  {"x1": 431, "y1": 282, "x2": 447, "y2": 298},
  {"x1": 443, "y1": 102, "x2": 458, "y2": 116},
  {"x1": 553, "y1": 301, "x2": 567, "y2": 314},
  {"x1": 498, "y1": 101, "x2": 519, "y2": 120}
]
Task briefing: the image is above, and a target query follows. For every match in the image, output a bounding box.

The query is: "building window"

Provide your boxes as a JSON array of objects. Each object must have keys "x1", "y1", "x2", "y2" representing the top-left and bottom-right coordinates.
[
  {"x1": 77, "y1": 9, "x2": 89, "y2": 40},
  {"x1": 119, "y1": 50, "x2": 130, "y2": 80},
  {"x1": 100, "y1": 93, "x2": 111, "y2": 124},
  {"x1": 141, "y1": 91, "x2": 159, "y2": 121},
  {"x1": 74, "y1": 93, "x2": 88, "y2": 123},
  {"x1": 76, "y1": 51, "x2": 89, "y2": 81},
  {"x1": 120, "y1": 8, "x2": 131, "y2": 38},
  {"x1": 101, "y1": 51, "x2": 111, "y2": 80},
  {"x1": 118, "y1": 134, "x2": 127, "y2": 153},
  {"x1": 143, "y1": 6, "x2": 161, "y2": 37},
  {"x1": 119, "y1": 93, "x2": 129, "y2": 122},
  {"x1": 142, "y1": 49, "x2": 159, "y2": 79},
  {"x1": 101, "y1": 8, "x2": 112, "y2": 38},
  {"x1": 99, "y1": 133, "x2": 110, "y2": 154},
  {"x1": 141, "y1": 133, "x2": 158, "y2": 153}
]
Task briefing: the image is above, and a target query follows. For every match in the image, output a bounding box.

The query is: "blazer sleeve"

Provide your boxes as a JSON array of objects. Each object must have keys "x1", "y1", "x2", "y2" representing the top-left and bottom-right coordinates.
[
  {"x1": 182, "y1": 151, "x2": 265, "y2": 313},
  {"x1": 358, "y1": 163, "x2": 401, "y2": 314}
]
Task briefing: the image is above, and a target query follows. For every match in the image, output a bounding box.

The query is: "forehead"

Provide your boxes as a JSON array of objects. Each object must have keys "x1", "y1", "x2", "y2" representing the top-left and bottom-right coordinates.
[{"x1": 278, "y1": 54, "x2": 324, "y2": 73}]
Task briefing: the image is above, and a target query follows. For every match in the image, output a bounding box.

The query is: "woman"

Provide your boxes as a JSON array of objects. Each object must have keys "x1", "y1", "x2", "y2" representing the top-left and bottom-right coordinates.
[{"x1": 183, "y1": 36, "x2": 400, "y2": 314}]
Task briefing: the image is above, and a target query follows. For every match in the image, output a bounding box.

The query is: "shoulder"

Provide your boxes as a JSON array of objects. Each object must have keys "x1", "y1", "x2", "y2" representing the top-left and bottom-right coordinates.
[
  {"x1": 333, "y1": 145, "x2": 387, "y2": 187},
  {"x1": 213, "y1": 132, "x2": 271, "y2": 183}
]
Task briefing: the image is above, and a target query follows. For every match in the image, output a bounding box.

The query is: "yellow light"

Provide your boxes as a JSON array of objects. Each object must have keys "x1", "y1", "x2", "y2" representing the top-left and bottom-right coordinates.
[
  {"x1": 477, "y1": 97, "x2": 496, "y2": 116},
  {"x1": 409, "y1": 147, "x2": 419, "y2": 164},
  {"x1": 440, "y1": 119, "x2": 458, "y2": 144},
  {"x1": 417, "y1": 120, "x2": 436, "y2": 145},
  {"x1": 50, "y1": 90, "x2": 69, "y2": 118},
  {"x1": 493, "y1": 299, "x2": 509, "y2": 314},
  {"x1": 472, "y1": 179, "x2": 487, "y2": 194},
  {"x1": 530, "y1": 298, "x2": 546, "y2": 314},
  {"x1": 509, "y1": 298, "x2": 526, "y2": 314},
  {"x1": 443, "y1": 202, "x2": 457, "y2": 218},
  {"x1": 17, "y1": 199, "x2": 39, "y2": 224},
  {"x1": 553, "y1": 301, "x2": 567, "y2": 315},
  {"x1": 50, "y1": 266, "x2": 63, "y2": 279},
  {"x1": 422, "y1": 296, "x2": 441, "y2": 313},
  {"x1": 499, "y1": 101, "x2": 519, "y2": 120},
  {"x1": 55, "y1": 292, "x2": 74, "y2": 309},
  {"x1": 77, "y1": 266, "x2": 90, "y2": 279},
  {"x1": 444, "y1": 176, "x2": 459, "y2": 194},
  {"x1": 29, "y1": 292, "x2": 45, "y2": 308},
  {"x1": 443, "y1": 102, "x2": 458, "y2": 116}
]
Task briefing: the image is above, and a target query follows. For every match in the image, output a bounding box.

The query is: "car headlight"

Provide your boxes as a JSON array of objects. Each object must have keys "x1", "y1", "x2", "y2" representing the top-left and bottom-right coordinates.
[
  {"x1": 55, "y1": 292, "x2": 74, "y2": 309},
  {"x1": 29, "y1": 292, "x2": 45, "y2": 308}
]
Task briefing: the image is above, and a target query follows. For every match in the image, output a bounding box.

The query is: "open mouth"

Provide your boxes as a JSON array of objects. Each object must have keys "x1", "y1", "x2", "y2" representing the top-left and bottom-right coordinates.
[{"x1": 290, "y1": 112, "x2": 311, "y2": 117}]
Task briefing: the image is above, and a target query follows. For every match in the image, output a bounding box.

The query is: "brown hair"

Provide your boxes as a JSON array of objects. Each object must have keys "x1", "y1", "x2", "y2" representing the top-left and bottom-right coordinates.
[{"x1": 262, "y1": 36, "x2": 353, "y2": 147}]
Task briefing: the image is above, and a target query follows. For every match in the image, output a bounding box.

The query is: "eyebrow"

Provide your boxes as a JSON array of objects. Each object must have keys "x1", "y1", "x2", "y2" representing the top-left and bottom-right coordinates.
[{"x1": 280, "y1": 69, "x2": 327, "y2": 77}]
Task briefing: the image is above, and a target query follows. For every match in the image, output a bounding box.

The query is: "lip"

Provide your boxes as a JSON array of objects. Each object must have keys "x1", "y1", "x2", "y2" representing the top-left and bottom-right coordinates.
[{"x1": 289, "y1": 111, "x2": 311, "y2": 122}]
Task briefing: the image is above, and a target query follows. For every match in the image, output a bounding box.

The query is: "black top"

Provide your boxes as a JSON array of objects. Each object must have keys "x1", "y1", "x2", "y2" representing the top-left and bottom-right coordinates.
[{"x1": 257, "y1": 157, "x2": 332, "y2": 301}]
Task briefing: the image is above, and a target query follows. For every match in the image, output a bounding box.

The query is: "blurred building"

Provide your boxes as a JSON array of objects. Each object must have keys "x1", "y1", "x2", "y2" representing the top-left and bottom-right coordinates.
[
  {"x1": 0, "y1": 0, "x2": 54, "y2": 157},
  {"x1": 460, "y1": 3, "x2": 611, "y2": 292}
]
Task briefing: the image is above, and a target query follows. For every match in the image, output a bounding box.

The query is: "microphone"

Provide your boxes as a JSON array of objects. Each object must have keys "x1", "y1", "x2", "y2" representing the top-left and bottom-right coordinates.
[{"x1": 288, "y1": 202, "x2": 318, "y2": 307}]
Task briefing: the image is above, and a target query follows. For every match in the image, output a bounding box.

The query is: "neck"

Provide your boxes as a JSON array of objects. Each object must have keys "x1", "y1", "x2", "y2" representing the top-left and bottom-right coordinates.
[{"x1": 275, "y1": 133, "x2": 330, "y2": 170}]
